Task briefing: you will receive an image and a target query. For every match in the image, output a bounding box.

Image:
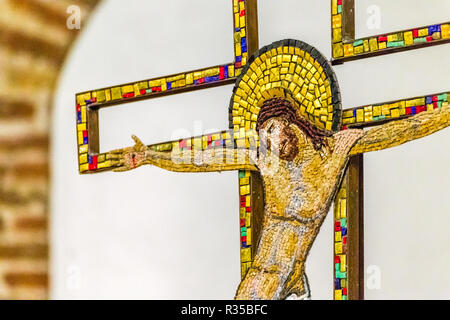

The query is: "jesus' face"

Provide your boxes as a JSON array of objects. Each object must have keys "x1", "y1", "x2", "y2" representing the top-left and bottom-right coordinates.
[{"x1": 259, "y1": 117, "x2": 300, "y2": 162}]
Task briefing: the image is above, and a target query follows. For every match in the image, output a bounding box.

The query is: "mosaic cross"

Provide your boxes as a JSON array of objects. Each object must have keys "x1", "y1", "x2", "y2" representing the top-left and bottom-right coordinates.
[{"x1": 75, "y1": 0, "x2": 450, "y2": 300}]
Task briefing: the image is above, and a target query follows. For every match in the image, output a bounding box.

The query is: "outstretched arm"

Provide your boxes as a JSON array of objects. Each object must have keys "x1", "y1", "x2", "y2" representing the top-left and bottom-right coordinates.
[
  {"x1": 349, "y1": 105, "x2": 450, "y2": 155},
  {"x1": 109, "y1": 135, "x2": 258, "y2": 173}
]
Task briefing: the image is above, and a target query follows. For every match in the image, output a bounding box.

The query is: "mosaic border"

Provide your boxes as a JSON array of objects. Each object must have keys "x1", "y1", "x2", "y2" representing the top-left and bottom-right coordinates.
[
  {"x1": 331, "y1": 0, "x2": 450, "y2": 63},
  {"x1": 342, "y1": 92, "x2": 449, "y2": 128},
  {"x1": 334, "y1": 179, "x2": 348, "y2": 300}
]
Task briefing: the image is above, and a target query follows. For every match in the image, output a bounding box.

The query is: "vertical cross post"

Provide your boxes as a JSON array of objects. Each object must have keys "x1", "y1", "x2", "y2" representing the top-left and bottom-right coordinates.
[
  {"x1": 237, "y1": 0, "x2": 262, "y2": 277},
  {"x1": 333, "y1": 154, "x2": 364, "y2": 300},
  {"x1": 346, "y1": 154, "x2": 364, "y2": 299}
]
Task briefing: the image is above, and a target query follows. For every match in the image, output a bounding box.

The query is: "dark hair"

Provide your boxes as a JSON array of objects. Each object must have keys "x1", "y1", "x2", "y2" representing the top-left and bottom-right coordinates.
[{"x1": 256, "y1": 98, "x2": 331, "y2": 150}]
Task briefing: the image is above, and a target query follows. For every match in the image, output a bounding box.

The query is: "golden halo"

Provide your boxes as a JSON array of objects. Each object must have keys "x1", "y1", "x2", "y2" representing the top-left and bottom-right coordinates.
[{"x1": 229, "y1": 39, "x2": 342, "y2": 142}]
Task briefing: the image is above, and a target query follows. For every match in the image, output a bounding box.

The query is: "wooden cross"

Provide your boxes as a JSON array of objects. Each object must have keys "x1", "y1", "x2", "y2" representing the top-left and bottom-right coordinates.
[{"x1": 74, "y1": 0, "x2": 449, "y2": 299}]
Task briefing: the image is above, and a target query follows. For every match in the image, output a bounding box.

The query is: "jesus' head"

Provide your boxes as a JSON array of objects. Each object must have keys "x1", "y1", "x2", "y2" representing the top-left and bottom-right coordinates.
[{"x1": 256, "y1": 98, "x2": 331, "y2": 161}]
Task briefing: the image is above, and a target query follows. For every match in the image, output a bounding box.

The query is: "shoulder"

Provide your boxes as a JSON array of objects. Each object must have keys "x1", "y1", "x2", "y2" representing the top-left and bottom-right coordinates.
[{"x1": 332, "y1": 129, "x2": 365, "y2": 154}]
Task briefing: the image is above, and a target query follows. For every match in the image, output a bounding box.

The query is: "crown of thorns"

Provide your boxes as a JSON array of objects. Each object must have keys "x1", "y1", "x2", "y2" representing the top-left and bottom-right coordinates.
[{"x1": 256, "y1": 98, "x2": 331, "y2": 150}]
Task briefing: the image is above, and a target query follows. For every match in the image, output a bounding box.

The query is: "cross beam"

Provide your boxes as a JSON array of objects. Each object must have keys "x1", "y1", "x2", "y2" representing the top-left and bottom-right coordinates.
[{"x1": 331, "y1": 0, "x2": 450, "y2": 64}]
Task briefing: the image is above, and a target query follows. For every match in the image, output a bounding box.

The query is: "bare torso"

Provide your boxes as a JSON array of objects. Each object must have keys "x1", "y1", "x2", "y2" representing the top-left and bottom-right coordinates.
[{"x1": 236, "y1": 128, "x2": 364, "y2": 299}]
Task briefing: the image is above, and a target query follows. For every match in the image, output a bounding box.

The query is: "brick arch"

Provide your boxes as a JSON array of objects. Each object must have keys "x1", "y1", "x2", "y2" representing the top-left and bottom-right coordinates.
[{"x1": 0, "y1": 0, "x2": 101, "y2": 299}]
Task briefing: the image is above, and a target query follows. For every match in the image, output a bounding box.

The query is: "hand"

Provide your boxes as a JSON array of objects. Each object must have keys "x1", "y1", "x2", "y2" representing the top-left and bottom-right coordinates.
[{"x1": 109, "y1": 135, "x2": 149, "y2": 172}]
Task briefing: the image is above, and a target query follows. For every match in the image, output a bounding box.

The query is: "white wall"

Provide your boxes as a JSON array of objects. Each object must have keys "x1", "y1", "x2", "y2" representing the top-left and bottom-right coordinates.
[{"x1": 51, "y1": 0, "x2": 450, "y2": 299}]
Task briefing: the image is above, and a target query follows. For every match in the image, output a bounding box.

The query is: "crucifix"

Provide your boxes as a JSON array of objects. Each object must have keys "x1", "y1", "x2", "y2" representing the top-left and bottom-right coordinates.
[{"x1": 74, "y1": 0, "x2": 450, "y2": 299}]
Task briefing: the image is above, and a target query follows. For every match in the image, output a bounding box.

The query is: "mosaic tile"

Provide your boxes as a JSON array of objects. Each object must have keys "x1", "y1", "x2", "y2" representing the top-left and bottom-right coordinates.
[
  {"x1": 341, "y1": 92, "x2": 449, "y2": 127},
  {"x1": 334, "y1": 183, "x2": 348, "y2": 300},
  {"x1": 331, "y1": 0, "x2": 450, "y2": 60}
]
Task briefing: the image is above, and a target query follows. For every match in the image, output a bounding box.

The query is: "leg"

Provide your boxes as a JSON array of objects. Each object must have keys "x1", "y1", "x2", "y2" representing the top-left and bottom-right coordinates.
[
  {"x1": 235, "y1": 220, "x2": 304, "y2": 300},
  {"x1": 284, "y1": 274, "x2": 311, "y2": 300}
]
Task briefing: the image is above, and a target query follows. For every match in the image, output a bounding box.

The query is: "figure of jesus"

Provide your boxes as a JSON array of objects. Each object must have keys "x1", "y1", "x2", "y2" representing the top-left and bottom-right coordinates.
[{"x1": 107, "y1": 41, "x2": 449, "y2": 300}]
